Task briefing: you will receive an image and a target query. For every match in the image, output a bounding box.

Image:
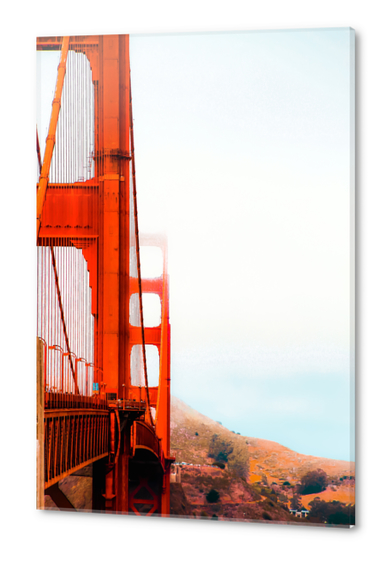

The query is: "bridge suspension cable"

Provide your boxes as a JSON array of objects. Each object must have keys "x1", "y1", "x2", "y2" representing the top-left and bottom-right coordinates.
[{"x1": 129, "y1": 68, "x2": 152, "y2": 425}]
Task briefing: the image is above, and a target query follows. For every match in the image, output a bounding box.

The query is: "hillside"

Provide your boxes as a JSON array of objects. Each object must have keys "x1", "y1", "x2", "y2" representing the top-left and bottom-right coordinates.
[
  {"x1": 171, "y1": 396, "x2": 354, "y2": 482},
  {"x1": 171, "y1": 466, "x2": 293, "y2": 523},
  {"x1": 170, "y1": 396, "x2": 355, "y2": 523},
  {"x1": 171, "y1": 396, "x2": 251, "y2": 470}
]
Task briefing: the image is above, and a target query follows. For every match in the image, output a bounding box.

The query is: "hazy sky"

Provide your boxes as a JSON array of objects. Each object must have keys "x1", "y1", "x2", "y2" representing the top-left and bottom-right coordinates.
[
  {"x1": 130, "y1": 28, "x2": 354, "y2": 462},
  {"x1": 37, "y1": 28, "x2": 354, "y2": 461}
]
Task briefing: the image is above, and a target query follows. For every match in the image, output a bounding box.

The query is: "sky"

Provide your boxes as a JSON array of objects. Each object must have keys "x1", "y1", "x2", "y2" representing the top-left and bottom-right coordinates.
[{"x1": 37, "y1": 28, "x2": 354, "y2": 462}]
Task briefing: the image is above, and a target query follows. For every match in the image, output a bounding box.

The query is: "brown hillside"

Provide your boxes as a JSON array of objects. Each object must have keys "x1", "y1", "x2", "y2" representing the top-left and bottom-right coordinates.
[
  {"x1": 171, "y1": 396, "x2": 355, "y2": 509},
  {"x1": 171, "y1": 396, "x2": 247, "y2": 465},
  {"x1": 174, "y1": 464, "x2": 293, "y2": 523},
  {"x1": 248, "y1": 438, "x2": 354, "y2": 484}
]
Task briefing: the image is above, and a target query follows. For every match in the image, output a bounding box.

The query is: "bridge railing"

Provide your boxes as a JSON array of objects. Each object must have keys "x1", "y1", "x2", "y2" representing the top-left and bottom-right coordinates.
[
  {"x1": 39, "y1": 338, "x2": 107, "y2": 409},
  {"x1": 44, "y1": 409, "x2": 109, "y2": 489},
  {"x1": 45, "y1": 391, "x2": 107, "y2": 410}
]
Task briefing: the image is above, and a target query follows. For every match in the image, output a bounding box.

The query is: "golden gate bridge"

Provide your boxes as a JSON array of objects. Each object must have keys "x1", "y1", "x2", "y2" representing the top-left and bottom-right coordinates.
[{"x1": 36, "y1": 34, "x2": 173, "y2": 515}]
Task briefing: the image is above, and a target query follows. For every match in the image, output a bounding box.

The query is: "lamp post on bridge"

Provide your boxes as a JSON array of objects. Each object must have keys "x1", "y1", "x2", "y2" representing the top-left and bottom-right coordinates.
[
  {"x1": 75, "y1": 357, "x2": 87, "y2": 397},
  {"x1": 62, "y1": 351, "x2": 77, "y2": 399}
]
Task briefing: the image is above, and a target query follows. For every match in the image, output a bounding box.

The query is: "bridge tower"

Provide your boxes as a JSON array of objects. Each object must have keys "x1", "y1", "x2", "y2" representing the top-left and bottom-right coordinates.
[{"x1": 37, "y1": 34, "x2": 172, "y2": 515}]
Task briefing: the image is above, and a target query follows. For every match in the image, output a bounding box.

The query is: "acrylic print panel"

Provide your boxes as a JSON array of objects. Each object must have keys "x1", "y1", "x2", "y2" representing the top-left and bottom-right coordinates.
[{"x1": 36, "y1": 28, "x2": 355, "y2": 527}]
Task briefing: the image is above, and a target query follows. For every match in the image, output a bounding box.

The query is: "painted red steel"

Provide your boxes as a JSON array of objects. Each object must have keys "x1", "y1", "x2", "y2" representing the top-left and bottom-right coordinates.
[
  {"x1": 37, "y1": 34, "x2": 173, "y2": 515},
  {"x1": 45, "y1": 391, "x2": 107, "y2": 411},
  {"x1": 132, "y1": 420, "x2": 161, "y2": 458},
  {"x1": 128, "y1": 478, "x2": 160, "y2": 516},
  {"x1": 44, "y1": 410, "x2": 109, "y2": 489}
]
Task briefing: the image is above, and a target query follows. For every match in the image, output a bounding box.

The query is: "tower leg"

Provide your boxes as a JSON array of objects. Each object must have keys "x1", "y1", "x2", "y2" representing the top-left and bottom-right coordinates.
[
  {"x1": 116, "y1": 422, "x2": 131, "y2": 514},
  {"x1": 92, "y1": 458, "x2": 106, "y2": 512}
]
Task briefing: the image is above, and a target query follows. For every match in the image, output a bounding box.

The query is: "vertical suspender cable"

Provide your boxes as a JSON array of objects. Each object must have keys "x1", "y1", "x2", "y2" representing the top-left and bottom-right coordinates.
[{"x1": 50, "y1": 246, "x2": 78, "y2": 393}]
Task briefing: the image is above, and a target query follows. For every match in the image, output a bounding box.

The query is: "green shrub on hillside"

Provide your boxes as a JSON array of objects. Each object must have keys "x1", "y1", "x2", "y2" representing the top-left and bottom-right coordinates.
[
  {"x1": 206, "y1": 489, "x2": 220, "y2": 503},
  {"x1": 298, "y1": 469, "x2": 328, "y2": 495},
  {"x1": 250, "y1": 485, "x2": 263, "y2": 501},
  {"x1": 290, "y1": 493, "x2": 303, "y2": 510},
  {"x1": 307, "y1": 498, "x2": 355, "y2": 525},
  {"x1": 259, "y1": 486, "x2": 274, "y2": 499},
  {"x1": 208, "y1": 434, "x2": 234, "y2": 462},
  {"x1": 227, "y1": 439, "x2": 249, "y2": 478},
  {"x1": 212, "y1": 461, "x2": 226, "y2": 469}
]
